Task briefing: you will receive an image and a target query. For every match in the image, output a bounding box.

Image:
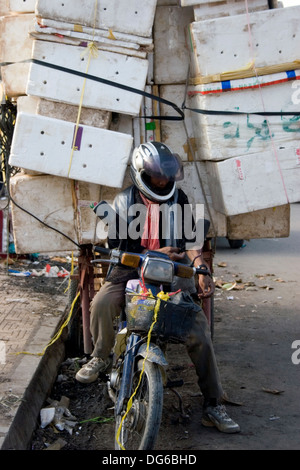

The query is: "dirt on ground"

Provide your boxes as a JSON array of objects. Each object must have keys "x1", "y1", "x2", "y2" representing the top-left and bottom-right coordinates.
[{"x1": 3, "y1": 253, "x2": 299, "y2": 451}]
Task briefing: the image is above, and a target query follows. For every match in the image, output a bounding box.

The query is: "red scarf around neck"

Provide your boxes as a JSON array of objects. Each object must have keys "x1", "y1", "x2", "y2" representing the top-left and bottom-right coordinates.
[{"x1": 139, "y1": 192, "x2": 160, "y2": 250}]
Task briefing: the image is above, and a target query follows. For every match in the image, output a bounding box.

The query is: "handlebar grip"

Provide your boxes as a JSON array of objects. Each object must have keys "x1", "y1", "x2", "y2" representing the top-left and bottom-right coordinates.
[{"x1": 93, "y1": 245, "x2": 110, "y2": 255}]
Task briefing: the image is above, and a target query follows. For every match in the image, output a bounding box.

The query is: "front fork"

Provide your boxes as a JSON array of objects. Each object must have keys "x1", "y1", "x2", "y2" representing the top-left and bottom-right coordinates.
[
  {"x1": 115, "y1": 333, "x2": 140, "y2": 416},
  {"x1": 115, "y1": 333, "x2": 169, "y2": 416}
]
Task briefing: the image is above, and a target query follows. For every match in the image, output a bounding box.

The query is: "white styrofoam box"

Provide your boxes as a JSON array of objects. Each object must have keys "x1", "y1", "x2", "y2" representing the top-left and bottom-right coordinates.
[
  {"x1": 157, "y1": 0, "x2": 179, "y2": 4},
  {"x1": 1, "y1": 66, "x2": 30, "y2": 98},
  {"x1": 0, "y1": 1, "x2": 10, "y2": 16},
  {"x1": 0, "y1": 14, "x2": 34, "y2": 63},
  {"x1": 35, "y1": 0, "x2": 157, "y2": 38},
  {"x1": 227, "y1": 204, "x2": 290, "y2": 239},
  {"x1": 179, "y1": 162, "x2": 211, "y2": 206},
  {"x1": 193, "y1": 0, "x2": 268, "y2": 20},
  {"x1": 29, "y1": 31, "x2": 147, "y2": 60},
  {"x1": 10, "y1": 174, "x2": 78, "y2": 253},
  {"x1": 27, "y1": 40, "x2": 149, "y2": 116},
  {"x1": 9, "y1": 0, "x2": 36, "y2": 12},
  {"x1": 17, "y1": 95, "x2": 112, "y2": 129},
  {"x1": 75, "y1": 180, "x2": 104, "y2": 245},
  {"x1": 9, "y1": 113, "x2": 133, "y2": 187},
  {"x1": 33, "y1": 22, "x2": 144, "y2": 53},
  {"x1": 0, "y1": 14, "x2": 34, "y2": 97},
  {"x1": 181, "y1": 0, "x2": 271, "y2": 6},
  {"x1": 159, "y1": 84, "x2": 195, "y2": 161},
  {"x1": 137, "y1": 85, "x2": 156, "y2": 145},
  {"x1": 178, "y1": 163, "x2": 227, "y2": 237},
  {"x1": 154, "y1": 5, "x2": 194, "y2": 84},
  {"x1": 187, "y1": 78, "x2": 300, "y2": 160},
  {"x1": 189, "y1": 6, "x2": 300, "y2": 80},
  {"x1": 38, "y1": 18, "x2": 153, "y2": 48},
  {"x1": 10, "y1": 172, "x2": 134, "y2": 253},
  {"x1": 206, "y1": 147, "x2": 300, "y2": 216},
  {"x1": 181, "y1": 0, "x2": 212, "y2": 4}
]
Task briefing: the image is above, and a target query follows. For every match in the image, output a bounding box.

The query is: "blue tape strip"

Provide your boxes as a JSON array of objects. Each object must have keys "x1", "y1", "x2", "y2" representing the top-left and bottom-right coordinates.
[
  {"x1": 222, "y1": 80, "x2": 231, "y2": 91},
  {"x1": 286, "y1": 70, "x2": 296, "y2": 79}
]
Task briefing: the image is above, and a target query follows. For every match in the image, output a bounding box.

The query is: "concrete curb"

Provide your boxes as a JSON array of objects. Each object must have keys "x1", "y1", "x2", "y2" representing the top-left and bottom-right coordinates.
[{"x1": 1, "y1": 313, "x2": 68, "y2": 450}]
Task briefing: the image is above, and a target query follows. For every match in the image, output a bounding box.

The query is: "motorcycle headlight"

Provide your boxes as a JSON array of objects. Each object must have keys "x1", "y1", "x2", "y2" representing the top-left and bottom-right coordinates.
[{"x1": 142, "y1": 257, "x2": 174, "y2": 284}]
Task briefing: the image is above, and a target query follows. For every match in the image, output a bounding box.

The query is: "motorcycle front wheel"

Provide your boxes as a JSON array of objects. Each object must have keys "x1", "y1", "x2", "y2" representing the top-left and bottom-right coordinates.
[{"x1": 115, "y1": 359, "x2": 163, "y2": 450}]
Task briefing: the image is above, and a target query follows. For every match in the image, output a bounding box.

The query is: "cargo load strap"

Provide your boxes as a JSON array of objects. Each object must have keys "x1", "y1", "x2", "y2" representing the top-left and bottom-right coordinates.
[{"x1": 1, "y1": 58, "x2": 299, "y2": 117}]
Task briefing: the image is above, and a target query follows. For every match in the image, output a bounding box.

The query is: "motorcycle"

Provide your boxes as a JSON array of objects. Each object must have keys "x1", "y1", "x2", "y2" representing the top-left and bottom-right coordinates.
[{"x1": 91, "y1": 245, "x2": 211, "y2": 450}]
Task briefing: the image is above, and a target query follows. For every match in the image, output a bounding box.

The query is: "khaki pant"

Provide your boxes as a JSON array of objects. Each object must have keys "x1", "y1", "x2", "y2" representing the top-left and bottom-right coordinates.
[{"x1": 90, "y1": 281, "x2": 223, "y2": 400}]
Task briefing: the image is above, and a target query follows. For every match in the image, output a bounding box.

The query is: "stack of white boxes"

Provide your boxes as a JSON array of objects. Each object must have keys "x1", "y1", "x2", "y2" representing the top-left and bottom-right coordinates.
[
  {"x1": 2, "y1": 0, "x2": 298, "y2": 253},
  {"x1": 184, "y1": 2, "x2": 300, "y2": 226},
  {"x1": 1, "y1": 0, "x2": 157, "y2": 253},
  {"x1": 152, "y1": 0, "x2": 292, "y2": 239}
]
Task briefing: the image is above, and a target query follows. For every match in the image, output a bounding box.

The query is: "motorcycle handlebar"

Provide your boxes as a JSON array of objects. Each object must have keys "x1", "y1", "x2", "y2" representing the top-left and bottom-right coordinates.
[
  {"x1": 92, "y1": 246, "x2": 211, "y2": 278},
  {"x1": 94, "y1": 246, "x2": 111, "y2": 256}
]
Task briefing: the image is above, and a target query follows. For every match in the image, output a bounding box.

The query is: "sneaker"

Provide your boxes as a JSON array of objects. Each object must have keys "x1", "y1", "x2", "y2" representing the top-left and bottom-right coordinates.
[
  {"x1": 75, "y1": 357, "x2": 111, "y2": 384},
  {"x1": 202, "y1": 404, "x2": 240, "y2": 434}
]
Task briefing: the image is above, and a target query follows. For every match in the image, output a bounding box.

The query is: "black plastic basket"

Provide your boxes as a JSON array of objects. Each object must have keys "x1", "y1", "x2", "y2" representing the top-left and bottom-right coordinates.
[{"x1": 126, "y1": 290, "x2": 201, "y2": 342}]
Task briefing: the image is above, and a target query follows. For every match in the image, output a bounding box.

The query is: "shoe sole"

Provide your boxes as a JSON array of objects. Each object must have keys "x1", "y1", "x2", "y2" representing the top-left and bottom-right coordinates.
[
  {"x1": 75, "y1": 371, "x2": 99, "y2": 384},
  {"x1": 201, "y1": 416, "x2": 240, "y2": 434}
]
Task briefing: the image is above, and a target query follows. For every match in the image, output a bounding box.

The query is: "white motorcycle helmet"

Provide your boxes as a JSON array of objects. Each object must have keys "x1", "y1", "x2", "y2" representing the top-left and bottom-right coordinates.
[{"x1": 130, "y1": 141, "x2": 184, "y2": 202}]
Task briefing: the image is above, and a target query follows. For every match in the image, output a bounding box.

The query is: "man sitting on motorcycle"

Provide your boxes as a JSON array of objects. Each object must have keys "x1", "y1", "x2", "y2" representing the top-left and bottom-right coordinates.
[{"x1": 76, "y1": 141, "x2": 240, "y2": 434}]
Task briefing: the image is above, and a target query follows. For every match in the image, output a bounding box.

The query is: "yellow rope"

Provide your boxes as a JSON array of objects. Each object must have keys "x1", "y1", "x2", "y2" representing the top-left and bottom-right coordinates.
[
  {"x1": 190, "y1": 60, "x2": 300, "y2": 85},
  {"x1": 13, "y1": 291, "x2": 80, "y2": 357},
  {"x1": 67, "y1": 0, "x2": 99, "y2": 177}
]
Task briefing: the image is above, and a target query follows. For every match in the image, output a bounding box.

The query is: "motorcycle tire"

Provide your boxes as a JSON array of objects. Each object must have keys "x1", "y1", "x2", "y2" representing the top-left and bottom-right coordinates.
[{"x1": 115, "y1": 358, "x2": 163, "y2": 450}]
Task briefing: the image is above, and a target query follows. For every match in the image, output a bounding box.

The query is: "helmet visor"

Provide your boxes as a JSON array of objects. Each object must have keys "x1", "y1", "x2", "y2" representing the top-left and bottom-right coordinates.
[{"x1": 143, "y1": 150, "x2": 184, "y2": 182}]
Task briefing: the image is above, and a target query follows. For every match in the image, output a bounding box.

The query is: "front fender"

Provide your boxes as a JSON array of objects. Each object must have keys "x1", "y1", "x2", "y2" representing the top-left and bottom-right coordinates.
[{"x1": 137, "y1": 342, "x2": 168, "y2": 367}]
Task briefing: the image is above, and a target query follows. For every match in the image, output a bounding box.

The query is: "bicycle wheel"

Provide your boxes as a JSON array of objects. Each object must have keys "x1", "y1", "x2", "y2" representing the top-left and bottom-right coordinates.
[{"x1": 115, "y1": 359, "x2": 163, "y2": 450}]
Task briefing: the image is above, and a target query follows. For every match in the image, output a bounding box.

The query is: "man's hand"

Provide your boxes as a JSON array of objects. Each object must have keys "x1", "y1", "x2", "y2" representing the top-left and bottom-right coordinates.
[
  {"x1": 156, "y1": 246, "x2": 186, "y2": 261},
  {"x1": 197, "y1": 274, "x2": 215, "y2": 298}
]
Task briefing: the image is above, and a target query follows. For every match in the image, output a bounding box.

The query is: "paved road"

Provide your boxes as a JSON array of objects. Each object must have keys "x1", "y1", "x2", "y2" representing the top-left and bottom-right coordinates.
[
  {"x1": 202, "y1": 202, "x2": 300, "y2": 450},
  {"x1": 215, "y1": 202, "x2": 300, "y2": 282}
]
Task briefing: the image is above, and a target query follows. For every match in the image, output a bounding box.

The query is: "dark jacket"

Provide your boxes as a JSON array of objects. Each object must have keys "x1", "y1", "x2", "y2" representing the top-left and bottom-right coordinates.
[{"x1": 105, "y1": 185, "x2": 199, "y2": 284}]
